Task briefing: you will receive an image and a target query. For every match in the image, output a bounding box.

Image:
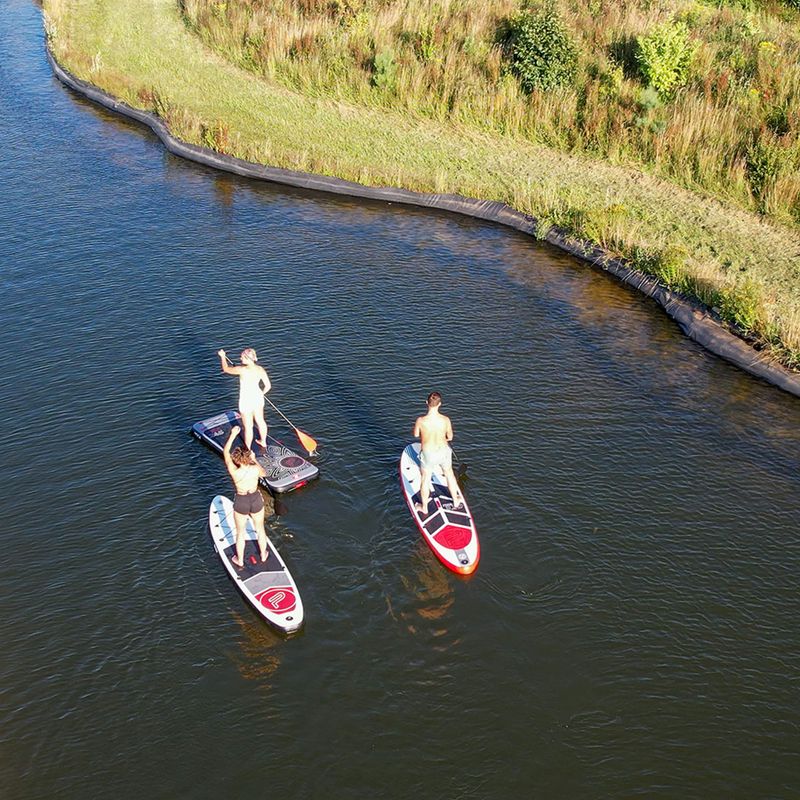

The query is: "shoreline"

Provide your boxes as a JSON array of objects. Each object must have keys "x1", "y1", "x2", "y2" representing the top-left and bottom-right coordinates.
[{"x1": 45, "y1": 43, "x2": 800, "y2": 399}]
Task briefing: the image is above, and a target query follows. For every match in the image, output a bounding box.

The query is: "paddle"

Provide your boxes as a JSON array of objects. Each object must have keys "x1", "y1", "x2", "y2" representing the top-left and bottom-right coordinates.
[
  {"x1": 223, "y1": 353, "x2": 319, "y2": 456},
  {"x1": 451, "y1": 448, "x2": 468, "y2": 482},
  {"x1": 263, "y1": 396, "x2": 319, "y2": 456}
]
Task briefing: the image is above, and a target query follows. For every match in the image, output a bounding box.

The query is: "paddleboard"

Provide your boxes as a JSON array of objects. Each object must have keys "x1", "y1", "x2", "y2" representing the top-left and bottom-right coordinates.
[
  {"x1": 192, "y1": 410, "x2": 318, "y2": 493},
  {"x1": 208, "y1": 495, "x2": 304, "y2": 633},
  {"x1": 399, "y1": 443, "x2": 480, "y2": 575}
]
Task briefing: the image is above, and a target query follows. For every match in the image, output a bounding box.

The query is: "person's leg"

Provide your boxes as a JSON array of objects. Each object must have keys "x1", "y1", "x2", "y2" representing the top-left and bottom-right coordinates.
[
  {"x1": 252, "y1": 505, "x2": 268, "y2": 562},
  {"x1": 254, "y1": 406, "x2": 268, "y2": 449},
  {"x1": 239, "y1": 411, "x2": 255, "y2": 450},
  {"x1": 443, "y1": 465, "x2": 464, "y2": 509},
  {"x1": 232, "y1": 510, "x2": 248, "y2": 567},
  {"x1": 416, "y1": 466, "x2": 433, "y2": 515}
]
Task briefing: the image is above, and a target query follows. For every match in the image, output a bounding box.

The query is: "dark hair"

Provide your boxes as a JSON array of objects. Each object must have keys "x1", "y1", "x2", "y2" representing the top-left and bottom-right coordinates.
[
  {"x1": 231, "y1": 446, "x2": 253, "y2": 467},
  {"x1": 427, "y1": 391, "x2": 442, "y2": 407}
]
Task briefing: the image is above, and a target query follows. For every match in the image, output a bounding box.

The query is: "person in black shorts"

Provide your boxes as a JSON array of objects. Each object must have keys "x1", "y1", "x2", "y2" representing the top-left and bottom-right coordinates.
[{"x1": 223, "y1": 425, "x2": 269, "y2": 567}]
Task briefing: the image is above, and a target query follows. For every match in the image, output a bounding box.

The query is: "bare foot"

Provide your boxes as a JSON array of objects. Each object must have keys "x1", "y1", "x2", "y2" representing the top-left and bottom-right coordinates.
[
  {"x1": 260, "y1": 550, "x2": 269, "y2": 563},
  {"x1": 257, "y1": 440, "x2": 268, "y2": 450},
  {"x1": 415, "y1": 502, "x2": 429, "y2": 516},
  {"x1": 231, "y1": 556, "x2": 244, "y2": 568}
]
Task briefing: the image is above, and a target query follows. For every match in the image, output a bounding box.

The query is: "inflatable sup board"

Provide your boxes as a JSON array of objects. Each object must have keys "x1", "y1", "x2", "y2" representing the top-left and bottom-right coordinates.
[
  {"x1": 400, "y1": 443, "x2": 480, "y2": 575},
  {"x1": 208, "y1": 495, "x2": 304, "y2": 633},
  {"x1": 192, "y1": 410, "x2": 318, "y2": 493}
]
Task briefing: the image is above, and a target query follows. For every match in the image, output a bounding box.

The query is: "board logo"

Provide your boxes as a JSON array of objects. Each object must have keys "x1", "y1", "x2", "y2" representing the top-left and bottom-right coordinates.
[
  {"x1": 257, "y1": 587, "x2": 296, "y2": 613},
  {"x1": 280, "y1": 456, "x2": 305, "y2": 468}
]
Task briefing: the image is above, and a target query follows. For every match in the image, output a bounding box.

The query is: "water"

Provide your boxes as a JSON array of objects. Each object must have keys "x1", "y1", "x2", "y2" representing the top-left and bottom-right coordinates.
[{"x1": 2, "y1": 3, "x2": 799, "y2": 797}]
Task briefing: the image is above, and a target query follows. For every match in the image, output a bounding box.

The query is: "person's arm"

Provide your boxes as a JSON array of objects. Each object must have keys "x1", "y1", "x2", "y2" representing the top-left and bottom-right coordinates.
[
  {"x1": 223, "y1": 425, "x2": 240, "y2": 473},
  {"x1": 218, "y1": 349, "x2": 243, "y2": 375},
  {"x1": 413, "y1": 417, "x2": 421, "y2": 438},
  {"x1": 445, "y1": 417, "x2": 454, "y2": 443},
  {"x1": 259, "y1": 367, "x2": 272, "y2": 395}
]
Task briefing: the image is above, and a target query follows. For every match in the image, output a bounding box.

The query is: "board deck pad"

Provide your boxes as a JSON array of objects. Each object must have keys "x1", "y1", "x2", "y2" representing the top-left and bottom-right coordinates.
[
  {"x1": 192, "y1": 410, "x2": 318, "y2": 493},
  {"x1": 400, "y1": 443, "x2": 480, "y2": 574},
  {"x1": 208, "y1": 494, "x2": 304, "y2": 633}
]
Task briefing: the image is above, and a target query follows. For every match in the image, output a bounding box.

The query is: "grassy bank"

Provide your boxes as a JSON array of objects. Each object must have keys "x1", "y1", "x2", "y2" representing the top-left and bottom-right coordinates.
[
  {"x1": 45, "y1": 0, "x2": 800, "y2": 364},
  {"x1": 181, "y1": 0, "x2": 800, "y2": 227}
]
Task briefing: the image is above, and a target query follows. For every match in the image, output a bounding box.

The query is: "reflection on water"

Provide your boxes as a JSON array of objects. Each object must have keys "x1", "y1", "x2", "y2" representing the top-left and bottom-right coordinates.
[
  {"x1": 230, "y1": 609, "x2": 283, "y2": 685},
  {"x1": 400, "y1": 546, "x2": 456, "y2": 629}
]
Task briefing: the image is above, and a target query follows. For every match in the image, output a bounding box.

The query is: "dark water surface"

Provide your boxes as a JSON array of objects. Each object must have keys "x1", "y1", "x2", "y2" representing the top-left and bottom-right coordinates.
[{"x1": 2, "y1": 3, "x2": 799, "y2": 797}]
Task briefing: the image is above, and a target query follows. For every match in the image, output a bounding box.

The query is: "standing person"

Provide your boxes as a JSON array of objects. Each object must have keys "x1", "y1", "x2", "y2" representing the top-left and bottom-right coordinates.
[
  {"x1": 413, "y1": 391, "x2": 464, "y2": 515},
  {"x1": 223, "y1": 425, "x2": 268, "y2": 567},
  {"x1": 217, "y1": 347, "x2": 271, "y2": 451}
]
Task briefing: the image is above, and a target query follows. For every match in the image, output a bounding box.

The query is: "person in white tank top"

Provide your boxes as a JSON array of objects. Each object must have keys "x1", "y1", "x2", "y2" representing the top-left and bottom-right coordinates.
[{"x1": 217, "y1": 347, "x2": 272, "y2": 451}]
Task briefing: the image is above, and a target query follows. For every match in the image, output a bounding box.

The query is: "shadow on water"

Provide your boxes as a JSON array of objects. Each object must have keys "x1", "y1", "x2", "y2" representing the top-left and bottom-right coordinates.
[{"x1": 318, "y1": 356, "x2": 394, "y2": 443}]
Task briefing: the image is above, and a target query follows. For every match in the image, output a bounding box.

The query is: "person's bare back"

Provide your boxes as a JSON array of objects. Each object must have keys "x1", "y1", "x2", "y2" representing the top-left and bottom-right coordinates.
[
  {"x1": 412, "y1": 392, "x2": 463, "y2": 513},
  {"x1": 415, "y1": 410, "x2": 452, "y2": 454},
  {"x1": 223, "y1": 425, "x2": 269, "y2": 566},
  {"x1": 229, "y1": 460, "x2": 262, "y2": 495},
  {"x1": 217, "y1": 347, "x2": 272, "y2": 450}
]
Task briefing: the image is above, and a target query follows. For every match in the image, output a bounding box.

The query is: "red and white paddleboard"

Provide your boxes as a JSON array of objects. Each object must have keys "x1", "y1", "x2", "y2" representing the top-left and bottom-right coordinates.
[
  {"x1": 400, "y1": 443, "x2": 480, "y2": 575},
  {"x1": 208, "y1": 495, "x2": 304, "y2": 633}
]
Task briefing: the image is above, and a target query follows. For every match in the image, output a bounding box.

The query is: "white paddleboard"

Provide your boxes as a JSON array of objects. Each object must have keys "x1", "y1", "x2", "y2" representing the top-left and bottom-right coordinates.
[
  {"x1": 399, "y1": 443, "x2": 480, "y2": 575},
  {"x1": 208, "y1": 495, "x2": 304, "y2": 633}
]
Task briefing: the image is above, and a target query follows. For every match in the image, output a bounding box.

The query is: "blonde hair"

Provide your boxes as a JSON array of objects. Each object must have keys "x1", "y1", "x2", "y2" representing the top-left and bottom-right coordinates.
[{"x1": 241, "y1": 347, "x2": 258, "y2": 363}]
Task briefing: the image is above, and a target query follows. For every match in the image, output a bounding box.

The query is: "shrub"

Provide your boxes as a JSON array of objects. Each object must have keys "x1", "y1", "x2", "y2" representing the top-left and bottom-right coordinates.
[
  {"x1": 719, "y1": 280, "x2": 761, "y2": 333},
  {"x1": 745, "y1": 138, "x2": 785, "y2": 212},
  {"x1": 415, "y1": 25, "x2": 439, "y2": 63},
  {"x1": 505, "y1": 3, "x2": 578, "y2": 93},
  {"x1": 634, "y1": 245, "x2": 689, "y2": 291},
  {"x1": 598, "y1": 62, "x2": 624, "y2": 99},
  {"x1": 372, "y1": 49, "x2": 397, "y2": 90},
  {"x1": 636, "y1": 21, "x2": 695, "y2": 99},
  {"x1": 201, "y1": 120, "x2": 231, "y2": 152},
  {"x1": 766, "y1": 104, "x2": 790, "y2": 137}
]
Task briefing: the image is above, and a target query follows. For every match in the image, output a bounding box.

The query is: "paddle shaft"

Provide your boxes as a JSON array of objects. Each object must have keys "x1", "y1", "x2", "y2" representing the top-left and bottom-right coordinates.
[{"x1": 221, "y1": 351, "x2": 318, "y2": 453}]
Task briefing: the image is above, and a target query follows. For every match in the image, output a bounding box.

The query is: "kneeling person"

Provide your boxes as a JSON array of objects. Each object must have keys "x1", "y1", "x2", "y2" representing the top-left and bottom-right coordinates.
[
  {"x1": 223, "y1": 425, "x2": 269, "y2": 567},
  {"x1": 413, "y1": 391, "x2": 464, "y2": 515}
]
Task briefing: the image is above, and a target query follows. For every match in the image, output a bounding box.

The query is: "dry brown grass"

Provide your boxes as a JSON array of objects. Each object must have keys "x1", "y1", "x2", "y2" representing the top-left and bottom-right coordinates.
[{"x1": 180, "y1": 0, "x2": 800, "y2": 226}]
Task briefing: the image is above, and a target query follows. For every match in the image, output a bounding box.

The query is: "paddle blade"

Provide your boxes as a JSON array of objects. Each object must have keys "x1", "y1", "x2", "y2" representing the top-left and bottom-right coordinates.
[{"x1": 296, "y1": 428, "x2": 318, "y2": 455}]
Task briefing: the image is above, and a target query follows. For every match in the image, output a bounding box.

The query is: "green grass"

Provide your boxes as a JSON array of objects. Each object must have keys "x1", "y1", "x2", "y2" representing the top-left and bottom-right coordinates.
[
  {"x1": 45, "y1": 0, "x2": 800, "y2": 363},
  {"x1": 179, "y1": 0, "x2": 800, "y2": 228}
]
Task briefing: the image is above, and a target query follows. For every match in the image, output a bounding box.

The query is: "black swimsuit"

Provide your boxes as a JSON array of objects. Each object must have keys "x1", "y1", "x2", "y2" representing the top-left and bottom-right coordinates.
[{"x1": 233, "y1": 490, "x2": 264, "y2": 515}]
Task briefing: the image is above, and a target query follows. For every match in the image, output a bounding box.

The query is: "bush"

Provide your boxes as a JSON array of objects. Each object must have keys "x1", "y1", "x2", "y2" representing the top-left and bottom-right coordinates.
[
  {"x1": 765, "y1": 104, "x2": 790, "y2": 137},
  {"x1": 719, "y1": 280, "x2": 761, "y2": 333},
  {"x1": 636, "y1": 21, "x2": 695, "y2": 99},
  {"x1": 371, "y1": 49, "x2": 397, "y2": 90},
  {"x1": 505, "y1": 3, "x2": 578, "y2": 93},
  {"x1": 745, "y1": 138, "x2": 785, "y2": 212},
  {"x1": 634, "y1": 245, "x2": 689, "y2": 291}
]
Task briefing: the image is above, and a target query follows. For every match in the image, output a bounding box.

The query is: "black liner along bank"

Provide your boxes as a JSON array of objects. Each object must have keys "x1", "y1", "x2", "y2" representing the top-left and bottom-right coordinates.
[{"x1": 45, "y1": 45, "x2": 800, "y2": 399}]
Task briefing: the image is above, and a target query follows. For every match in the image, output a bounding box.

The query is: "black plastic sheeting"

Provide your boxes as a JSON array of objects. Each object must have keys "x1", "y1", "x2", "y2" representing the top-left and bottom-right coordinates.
[{"x1": 46, "y1": 46, "x2": 800, "y2": 399}]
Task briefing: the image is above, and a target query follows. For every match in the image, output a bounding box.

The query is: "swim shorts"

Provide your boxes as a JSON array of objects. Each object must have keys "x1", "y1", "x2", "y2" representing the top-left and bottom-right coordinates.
[
  {"x1": 419, "y1": 446, "x2": 452, "y2": 472},
  {"x1": 233, "y1": 490, "x2": 264, "y2": 515}
]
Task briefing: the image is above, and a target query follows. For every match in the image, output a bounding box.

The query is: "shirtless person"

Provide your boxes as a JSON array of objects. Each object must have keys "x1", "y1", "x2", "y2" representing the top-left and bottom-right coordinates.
[
  {"x1": 223, "y1": 425, "x2": 269, "y2": 567},
  {"x1": 217, "y1": 347, "x2": 272, "y2": 451},
  {"x1": 413, "y1": 391, "x2": 464, "y2": 516}
]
